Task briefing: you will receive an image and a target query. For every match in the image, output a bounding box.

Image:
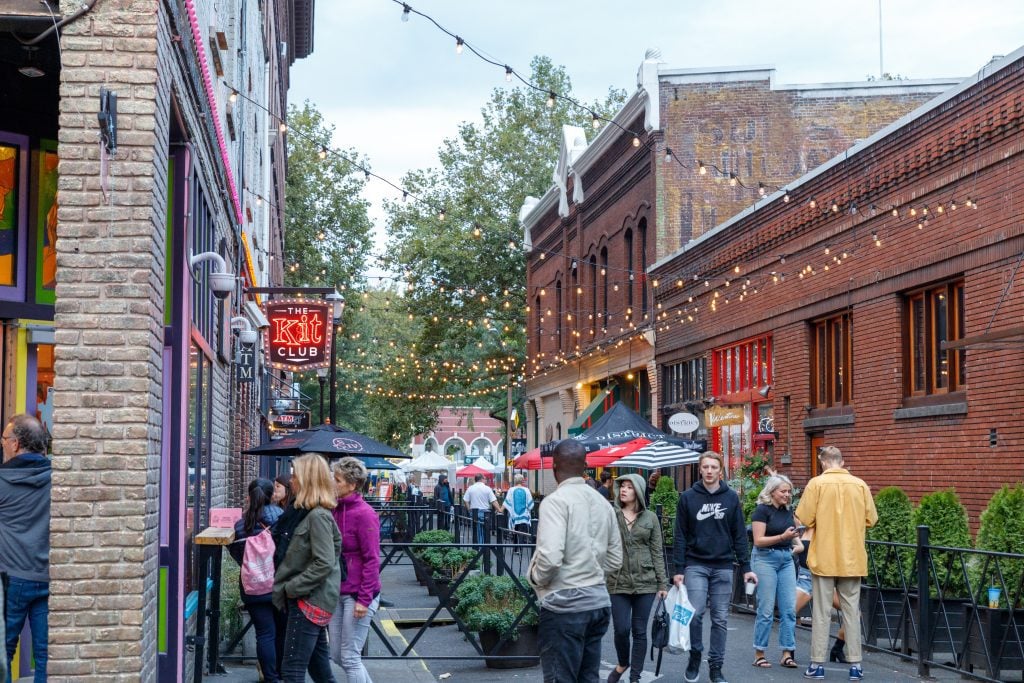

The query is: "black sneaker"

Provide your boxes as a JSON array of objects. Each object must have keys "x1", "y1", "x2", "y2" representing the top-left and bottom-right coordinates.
[
  {"x1": 684, "y1": 650, "x2": 701, "y2": 683},
  {"x1": 709, "y1": 664, "x2": 729, "y2": 683}
]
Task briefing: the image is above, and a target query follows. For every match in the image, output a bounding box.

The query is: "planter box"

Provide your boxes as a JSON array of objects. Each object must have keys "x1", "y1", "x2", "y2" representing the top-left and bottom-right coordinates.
[
  {"x1": 962, "y1": 604, "x2": 1024, "y2": 679},
  {"x1": 861, "y1": 586, "x2": 909, "y2": 648},
  {"x1": 906, "y1": 596, "x2": 969, "y2": 658},
  {"x1": 479, "y1": 624, "x2": 540, "y2": 669}
]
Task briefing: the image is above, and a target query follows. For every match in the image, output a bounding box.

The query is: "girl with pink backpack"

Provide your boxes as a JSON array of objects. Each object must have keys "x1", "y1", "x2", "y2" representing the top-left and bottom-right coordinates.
[{"x1": 228, "y1": 478, "x2": 284, "y2": 683}]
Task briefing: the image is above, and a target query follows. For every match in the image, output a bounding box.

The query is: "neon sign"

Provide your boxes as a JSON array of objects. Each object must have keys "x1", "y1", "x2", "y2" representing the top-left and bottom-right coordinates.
[{"x1": 263, "y1": 300, "x2": 333, "y2": 372}]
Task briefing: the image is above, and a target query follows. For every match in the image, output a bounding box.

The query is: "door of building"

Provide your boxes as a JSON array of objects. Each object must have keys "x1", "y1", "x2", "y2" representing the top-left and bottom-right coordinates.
[{"x1": 809, "y1": 433, "x2": 825, "y2": 478}]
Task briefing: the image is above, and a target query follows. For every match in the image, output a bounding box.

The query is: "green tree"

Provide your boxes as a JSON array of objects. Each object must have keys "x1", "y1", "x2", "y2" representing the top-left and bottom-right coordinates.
[
  {"x1": 866, "y1": 486, "x2": 915, "y2": 588},
  {"x1": 383, "y1": 56, "x2": 626, "y2": 404},
  {"x1": 913, "y1": 489, "x2": 971, "y2": 597},
  {"x1": 284, "y1": 101, "x2": 373, "y2": 289}
]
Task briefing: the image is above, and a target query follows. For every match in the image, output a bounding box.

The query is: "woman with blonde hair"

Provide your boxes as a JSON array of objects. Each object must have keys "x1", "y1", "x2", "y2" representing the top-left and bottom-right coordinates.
[
  {"x1": 750, "y1": 474, "x2": 801, "y2": 669},
  {"x1": 273, "y1": 454, "x2": 342, "y2": 682}
]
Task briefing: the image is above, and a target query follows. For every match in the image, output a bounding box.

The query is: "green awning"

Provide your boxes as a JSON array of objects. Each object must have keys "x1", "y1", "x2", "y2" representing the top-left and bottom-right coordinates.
[{"x1": 569, "y1": 393, "x2": 609, "y2": 435}]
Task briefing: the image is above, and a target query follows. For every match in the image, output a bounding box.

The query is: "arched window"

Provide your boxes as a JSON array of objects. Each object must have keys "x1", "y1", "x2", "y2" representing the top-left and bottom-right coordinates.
[
  {"x1": 555, "y1": 280, "x2": 563, "y2": 350},
  {"x1": 570, "y1": 266, "x2": 579, "y2": 347},
  {"x1": 638, "y1": 218, "x2": 648, "y2": 318},
  {"x1": 589, "y1": 255, "x2": 597, "y2": 332},
  {"x1": 600, "y1": 246, "x2": 609, "y2": 329},
  {"x1": 624, "y1": 229, "x2": 634, "y2": 317},
  {"x1": 556, "y1": 422, "x2": 562, "y2": 440},
  {"x1": 535, "y1": 295, "x2": 542, "y2": 354}
]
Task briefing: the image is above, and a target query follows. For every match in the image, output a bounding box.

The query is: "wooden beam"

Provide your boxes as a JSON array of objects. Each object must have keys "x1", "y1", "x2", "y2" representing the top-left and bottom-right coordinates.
[{"x1": 942, "y1": 326, "x2": 1024, "y2": 350}]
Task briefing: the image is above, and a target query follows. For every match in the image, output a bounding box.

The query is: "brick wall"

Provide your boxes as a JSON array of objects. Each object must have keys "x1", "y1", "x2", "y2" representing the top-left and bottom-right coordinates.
[
  {"x1": 652, "y1": 55, "x2": 1024, "y2": 523},
  {"x1": 50, "y1": 0, "x2": 166, "y2": 678}
]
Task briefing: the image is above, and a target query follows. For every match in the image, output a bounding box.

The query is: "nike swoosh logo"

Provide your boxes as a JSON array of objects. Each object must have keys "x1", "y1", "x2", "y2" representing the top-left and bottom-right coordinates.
[{"x1": 695, "y1": 510, "x2": 715, "y2": 521}]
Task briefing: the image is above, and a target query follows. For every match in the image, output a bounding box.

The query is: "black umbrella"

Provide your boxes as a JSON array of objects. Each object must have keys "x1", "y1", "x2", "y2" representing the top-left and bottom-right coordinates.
[
  {"x1": 566, "y1": 402, "x2": 706, "y2": 454},
  {"x1": 243, "y1": 423, "x2": 409, "y2": 459}
]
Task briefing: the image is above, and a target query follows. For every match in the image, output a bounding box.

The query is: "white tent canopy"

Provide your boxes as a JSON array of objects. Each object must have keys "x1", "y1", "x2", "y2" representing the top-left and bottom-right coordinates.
[{"x1": 402, "y1": 451, "x2": 454, "y2": 472}]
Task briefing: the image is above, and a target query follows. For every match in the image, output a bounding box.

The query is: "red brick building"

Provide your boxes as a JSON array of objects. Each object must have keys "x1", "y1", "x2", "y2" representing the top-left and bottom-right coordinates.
[
  {"x1": 521, "y1": 51, "x2": 956, "y2": 464},
  {"x1": 650, "y1": 48, "x2": 1024, "y2": 520}
]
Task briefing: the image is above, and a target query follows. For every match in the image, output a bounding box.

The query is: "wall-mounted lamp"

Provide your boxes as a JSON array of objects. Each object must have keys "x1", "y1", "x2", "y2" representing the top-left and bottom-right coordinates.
[
  {"x1": 758, "y1": 384, "x2": 772, "y2": 398},
  {"x1": 190, "y1": 251, "x2": 235, "y2": 299},
  {"x1": 230, "y1": 316, "x2": 258, "y2": 346},
  {"x1": 98, "y1": 87, "x2": 118, "y2": 154},
  {"x1": 325, "y1": 290, "x2": 346, "y2": 322}
]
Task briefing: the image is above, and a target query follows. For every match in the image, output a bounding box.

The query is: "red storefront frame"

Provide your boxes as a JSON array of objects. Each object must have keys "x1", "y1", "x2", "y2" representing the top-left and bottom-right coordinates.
[{"x1": 710, "y1": 334, "x2": 774, "y2": 467}]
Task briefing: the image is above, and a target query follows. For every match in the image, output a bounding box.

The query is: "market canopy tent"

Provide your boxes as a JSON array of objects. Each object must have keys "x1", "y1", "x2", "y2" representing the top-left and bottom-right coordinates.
[
  {"x1": 456, "y1": 462, "x2": 496, "y2": 478},
  {"x1": 243, "y1": 423, "x2": 408, "y2": 459},
  {"x1": 568, "y1": 402, "x2": 706, "y2": 454},
  {"x1": 401, "y1": 450, "x2": 454, "y2": 473},
  {"x1": 359, "y1": 456, "x2": 400, "y2": 471},
  {"x1": 512, "y1": 438, "x2": 652, "y2": 470},
  {"x1": 608, "y1": 439, "x2": 702, "y2": 469}
]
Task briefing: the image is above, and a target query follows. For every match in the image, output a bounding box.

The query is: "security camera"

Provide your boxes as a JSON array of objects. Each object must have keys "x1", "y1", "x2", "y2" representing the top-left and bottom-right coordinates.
[
  {"x1": 190, "y1": 251, "x2": 235, "y2": 300},
  {"x1": 231, "y1": 316, "x2": 258, "y2": 346}
]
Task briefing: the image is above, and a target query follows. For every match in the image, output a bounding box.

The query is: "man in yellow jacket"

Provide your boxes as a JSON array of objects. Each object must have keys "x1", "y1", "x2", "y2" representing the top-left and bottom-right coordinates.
[{"x1": 795, "y1": 446, "x2": 878, "y2": 681}]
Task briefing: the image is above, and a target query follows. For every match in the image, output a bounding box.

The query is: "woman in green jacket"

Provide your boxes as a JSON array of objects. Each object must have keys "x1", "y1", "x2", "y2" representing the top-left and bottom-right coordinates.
[
  {"x1": 605, "y1": 474, "x2": 669, "y2": 683},
  {"x1": 273, "y1": 454, "x2": 342, "y2": 682}
]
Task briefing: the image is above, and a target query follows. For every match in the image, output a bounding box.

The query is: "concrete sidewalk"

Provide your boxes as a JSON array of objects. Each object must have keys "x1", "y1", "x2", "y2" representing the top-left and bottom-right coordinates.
[{"x1": 214, "y1": 559, "x2": 958, "y2": 683}]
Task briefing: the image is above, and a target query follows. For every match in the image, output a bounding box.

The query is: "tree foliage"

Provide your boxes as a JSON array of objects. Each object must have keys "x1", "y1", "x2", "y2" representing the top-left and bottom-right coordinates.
[
  {"x1": 382, "y1": 56, "x2": 626, "y2": 406},
  {"x1": 866, "y1": 486, "x2": 915, "y2": 589}
]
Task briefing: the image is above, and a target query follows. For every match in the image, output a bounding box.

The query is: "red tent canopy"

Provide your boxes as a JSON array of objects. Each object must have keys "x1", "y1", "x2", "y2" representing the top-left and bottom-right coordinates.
[
  {"x1": 456, "y1": 462, "x2": 496, "y2": 478},
  {"x1": 512, "y1": 439, "x2": 651, "y2": 470}
]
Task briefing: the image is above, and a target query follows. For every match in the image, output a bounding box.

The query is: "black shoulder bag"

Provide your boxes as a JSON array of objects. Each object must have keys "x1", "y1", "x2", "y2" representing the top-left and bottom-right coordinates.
[{"x1": 650, "y1": 595, "x2": 670, "y2": 675}]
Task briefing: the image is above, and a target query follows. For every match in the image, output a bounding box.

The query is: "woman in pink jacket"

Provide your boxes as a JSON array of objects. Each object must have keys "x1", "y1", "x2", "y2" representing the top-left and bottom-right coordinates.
[{"x1": 328, "y1": 458, "x2": 382, "y2": 680}]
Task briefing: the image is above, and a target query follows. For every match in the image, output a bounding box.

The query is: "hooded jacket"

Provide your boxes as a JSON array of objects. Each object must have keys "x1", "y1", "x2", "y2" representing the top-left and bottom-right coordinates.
[
  {"x1": 0, "y1": 452, "x2": 52, "y2": 582},
  {"x1": 332, "y1": 493, "x2": 382, "y2": 607},
  {"x1": 605, "y1": 474, "x2": 668, "y2": 595},
  {"x1": 672, "y1": 478, "x2": 750, "y2": 576}
]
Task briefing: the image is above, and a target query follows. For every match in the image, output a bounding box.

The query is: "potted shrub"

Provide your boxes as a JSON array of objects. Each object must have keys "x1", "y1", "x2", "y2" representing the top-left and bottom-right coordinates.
[
  {"x1": 410, "y1": 530, "x2": 454, "y2": 586},
  {"x1": 963, "y1": 483, "x2": 1024, "y2": 679},
  {"x1": 453, "y1": 574, "x2": 539, "y2": 669},
  {"x1": 906, "y1": 489, "x2": 971, "y2": 656},
  {"x1": 421, "y1": 545, "x2": 478, "y2": 604},
  {"x1": 862, "y1": 486, "x2": 915, "y2": 647}
]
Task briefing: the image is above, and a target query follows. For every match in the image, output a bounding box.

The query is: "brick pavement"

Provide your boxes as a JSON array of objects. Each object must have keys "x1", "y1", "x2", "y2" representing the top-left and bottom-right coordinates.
[{"x1": 215, "y1": 556, "x2": 963, "y2": 682}]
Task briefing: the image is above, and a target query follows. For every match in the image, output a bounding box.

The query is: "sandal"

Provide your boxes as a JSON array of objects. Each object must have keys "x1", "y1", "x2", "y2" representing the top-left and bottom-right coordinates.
[
  {"x1": 752, "y1": 657, "x2": 772, "y2": 668},
  {"x1": 780, "y1": 653, "x2": 799, "y2": 668}
]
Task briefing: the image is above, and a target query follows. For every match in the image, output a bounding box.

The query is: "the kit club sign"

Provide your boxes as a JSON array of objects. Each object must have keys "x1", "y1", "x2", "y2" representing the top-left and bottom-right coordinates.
[{"x1": 263, "y1": 300, "x2": 333, "y2": 372}]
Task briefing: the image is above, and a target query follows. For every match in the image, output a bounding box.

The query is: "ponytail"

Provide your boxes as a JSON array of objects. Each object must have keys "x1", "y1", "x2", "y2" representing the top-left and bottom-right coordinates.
[{"x1": 243, "y1": 478, "x2": 275, "y2": 534}]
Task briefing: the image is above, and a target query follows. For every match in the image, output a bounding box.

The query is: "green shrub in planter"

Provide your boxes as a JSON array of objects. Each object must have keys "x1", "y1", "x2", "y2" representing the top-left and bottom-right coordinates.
[
  {"x1": 650, "y1": 476, "x2": 679, "y2": 546},
  {"x1": 976, "y1": 483, "x2": 1024, "y2": 608},
  {"x1": 866, "y1": 486, "x2": 915, "y2": 589},
  {"x1": 913, "y1": 489, "x2": 971, "y2": 597},
  {"x1": 411, "y1": 529, "x2": 455, "y2": 558},
  {"x1": 453, "y1": 574, "x2": 538, "y2": 640},
  {"x1": 422, "y1": 546, "x2": 478, "y2": 580}
]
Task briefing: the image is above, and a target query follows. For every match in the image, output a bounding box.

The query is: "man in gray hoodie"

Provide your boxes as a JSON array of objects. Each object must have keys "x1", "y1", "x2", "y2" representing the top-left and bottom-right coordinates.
[{"x1": 0, "y1": 414, "x2": 51, "y2": 682}]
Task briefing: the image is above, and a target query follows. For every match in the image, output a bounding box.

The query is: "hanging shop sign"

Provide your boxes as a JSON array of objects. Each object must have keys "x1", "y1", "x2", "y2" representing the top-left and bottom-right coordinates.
[
  {"x1": 263, "y1": 299, "x2": 333, "y2": 372},
  {"x1": 667, "y1": 412, "x2": 700, "y2": 434},
  {"x1": 270, "y1": 410, "x2": 311, "y2": 431},
  {"x1": 705, "y1": 405, "x2": 746, "y2": 428},
  {"x1": 236, "y1": 344, "x2": 256, "y2": 384}
]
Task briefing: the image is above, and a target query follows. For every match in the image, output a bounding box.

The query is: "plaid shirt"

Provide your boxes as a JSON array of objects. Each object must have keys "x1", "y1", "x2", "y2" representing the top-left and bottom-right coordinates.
[{"x1": 297, "y1": 598, "x2": 332, "y2": 627}]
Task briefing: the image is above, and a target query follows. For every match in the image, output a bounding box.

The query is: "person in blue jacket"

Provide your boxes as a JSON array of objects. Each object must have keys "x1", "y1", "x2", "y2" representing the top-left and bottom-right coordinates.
[{"x1": 672, "y1": 452, "x2": 757, "y2": 683}]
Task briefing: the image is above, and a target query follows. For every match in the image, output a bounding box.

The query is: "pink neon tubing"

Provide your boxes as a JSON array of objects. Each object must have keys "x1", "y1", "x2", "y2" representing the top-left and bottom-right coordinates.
[{"x1": 184, "y1": 0, "x2": 243, "y2": 224}]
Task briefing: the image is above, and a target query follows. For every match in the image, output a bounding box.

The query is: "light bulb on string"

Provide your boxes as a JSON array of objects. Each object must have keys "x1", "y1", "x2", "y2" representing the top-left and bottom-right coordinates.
[
  {"x1": 318, "y1": 147, "x2": 327, "y2": 160},
  {"x1": 455, "y1": 37, "x2": 463, "y2": 54},
  {"x1": 782, "y1": 189, "x2": 790, "y2": 203},
  {"x1": 228, "y1": 89, "x2": 238, "y2": 103},
  {"x1": 758, "y1": 182, "x2": 766, "y2": 196},
  {"x1": 728, "y1": 172, "x2": 738, "y2": 187},
  {"x1": 279, "y1": 122, "x2": 287, "y2": 133},
  {"x1": 546, "y1": 91, "x2": 555, "y2": 108},
  {"x1": 809, "y1": 196, "x2": 817, "y2": 209},
  {"x1": 664, "y1": 148, "x2": 673, "y2": 163},
  {"x1": 401, "y1": 3, "x2": 410, "y2": 21},
  {"x1": 697, "y1": 161, "x2": 707, "y2": 176},
  {"x1": 504, "y1": 65, "x2": 512, "y2": 82},
  {"x1": 592, "y1": 113, "x2": 600, "y2": 130},
  {"x1": 632, "y1": 136, "x2": 641, "y2": 148}
]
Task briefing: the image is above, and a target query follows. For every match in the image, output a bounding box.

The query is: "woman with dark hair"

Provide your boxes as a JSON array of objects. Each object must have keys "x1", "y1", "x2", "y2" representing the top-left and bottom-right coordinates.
[
  {"x1": 273, "y1": 454, "x2": 342, "y2": 682},
  {"x1": 228, "y1": 478, "x2": 284, "y2": 683},
  {"x1": 273, "y1": 473, "x2": 294, "y2": 509}
]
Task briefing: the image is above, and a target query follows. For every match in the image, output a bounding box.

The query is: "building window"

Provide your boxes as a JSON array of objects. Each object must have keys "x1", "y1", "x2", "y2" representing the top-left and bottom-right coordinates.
[
  {"x1": 555, "y1": 279, "x2": 562, "y2": 351},
  {"x1": 905, "y1": 280, "x2": 965, "y2": 395},
  {"x1": 638, "y1": 218, "x2": 648, "y2": 318},
  {"x1": 186, "y1": 343, "x2": 213, "y2": 594},
  {"x1": 663, "y1": 357, "x2": 706, "y2": 405},
  {"x1": 811, "y1": 313, "x2": 852, "y2": 408},
  {"x1": 534, "y1": 295, "x2": 541, "y2": 355},
  {"x1": 589, "y1": 255, "x2": 597, "y2": 333},
  {"x1": 624, "y1": 229, "x2": 633, "y2": 316},
  {"x1": 600, "y1": 246, "x2": 609, "y2": 328},
  {"x1": 712, "y1": 334, "x2": 773, "y2": 396}
]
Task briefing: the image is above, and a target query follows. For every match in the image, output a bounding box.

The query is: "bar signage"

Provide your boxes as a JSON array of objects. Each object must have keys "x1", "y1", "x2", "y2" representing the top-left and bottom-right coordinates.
[{"x1": 263, "y1": 299, "x2": 333, "y2": 372}]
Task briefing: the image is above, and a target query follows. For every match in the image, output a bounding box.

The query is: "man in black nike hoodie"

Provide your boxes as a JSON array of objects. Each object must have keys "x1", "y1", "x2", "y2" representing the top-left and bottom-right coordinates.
[
  {"x1": 672, "y1": 451, "x2": 756, "y2": 683},
  {"x1": 0, "y1": 414, "x2": 51, "y2": 681}
]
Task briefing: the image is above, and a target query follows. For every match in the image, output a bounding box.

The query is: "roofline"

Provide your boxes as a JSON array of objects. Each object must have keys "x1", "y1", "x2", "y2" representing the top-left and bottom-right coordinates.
[{"x1": 649, "y1": 47, "x2": 1024, "y2": 273}]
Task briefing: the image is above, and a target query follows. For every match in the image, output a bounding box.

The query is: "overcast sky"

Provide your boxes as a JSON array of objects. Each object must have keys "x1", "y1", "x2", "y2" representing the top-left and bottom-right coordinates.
[{"x1": 288, "y1": 1, "x2": 1024, "y2": 276}]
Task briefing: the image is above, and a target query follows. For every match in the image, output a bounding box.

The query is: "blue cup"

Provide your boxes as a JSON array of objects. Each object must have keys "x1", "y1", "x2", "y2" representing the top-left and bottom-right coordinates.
[{"x1": 988, "y1": 586, "x2": 1001, "y2": 609}]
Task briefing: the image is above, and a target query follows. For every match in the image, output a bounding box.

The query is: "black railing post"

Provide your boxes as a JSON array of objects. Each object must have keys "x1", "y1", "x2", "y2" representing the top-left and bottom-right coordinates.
[
  {"x1": 916, "y1": 525, "x2": 931, "y2": 678},
  {"x1": 483, "y1": 510, "x2": 493, "y2": 574}
]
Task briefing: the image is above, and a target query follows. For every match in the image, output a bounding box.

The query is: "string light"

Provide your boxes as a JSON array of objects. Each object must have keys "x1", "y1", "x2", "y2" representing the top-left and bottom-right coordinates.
[
  {"x1": 455, "y1": 37, "x2": 464, "y2": 54},
  {"x1": 546, "y1": 91, "x2": 555, "y2": 108},
  {"x1": 228, "y1": 89, "x2": 238, "y2": 103},
  {"x1": 401, "y1": 3, "x2": 410, "y2": 21},
  {"x1": 632, "y1": 136, "x2": 641, "y2": 148},
  {"x1": 504, "y1": 65, "x2": 513, "y2": 82},
  {"x1": 697, "y1": 161, "x2": 707, "y2": 176}
]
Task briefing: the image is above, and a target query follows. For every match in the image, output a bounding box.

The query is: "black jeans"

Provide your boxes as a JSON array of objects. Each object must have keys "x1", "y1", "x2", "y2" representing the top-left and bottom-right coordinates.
[
  {"x1": 538, "y1": 606, "x2": 611, "y2": 683},
  {"x1": 280, "y1": 600, "x2": 337, "y2": 683},
  {"x1": 247, "y1": 601, "x2": 280, "y2": 683},
  {"x1": 610, "y1": 593, "x2": 656, "y2": 681}
]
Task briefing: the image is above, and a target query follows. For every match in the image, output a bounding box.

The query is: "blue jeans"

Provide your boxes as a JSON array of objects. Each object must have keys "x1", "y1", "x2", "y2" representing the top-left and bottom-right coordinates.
[
  {"x1": 683, "y1": 565, "x2": 733, "y2": 667},
  {"x1": 538, "y1": 606, "x2": 611, "y2": 682},
  {"x1": 473, "y1": 509, "x2": 487, "y2": 545},
  {"x1": 5, "y1": 577, "x2": 48, "y2": 683},
  {"x1": 328, "y1": 594, "x2": 380, "y2": 682},
  {"x1": 750, "y1": 548, "x2": 797, "y2": 652},
  {"x1": 280, "y1": 600, "x2": 337, "y2": 683},
  {"x1": 247, "y1": 602, "x2": 280, "y2": 683}
]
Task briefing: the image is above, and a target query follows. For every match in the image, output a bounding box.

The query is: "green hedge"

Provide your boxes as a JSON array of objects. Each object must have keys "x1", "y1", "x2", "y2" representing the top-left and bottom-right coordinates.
[
  {"x1": 866, "y1": 486, "x2": 915, "y2": 589},
  {"x1": 453, "y1": 574, "x2": 538, "y2": 639},
  {"x1": 914, "y1": 489, "x2": 971, "y2": 597},
  {"x1": 976, "y1": 483, "x2": 1024, "y2": 608}
]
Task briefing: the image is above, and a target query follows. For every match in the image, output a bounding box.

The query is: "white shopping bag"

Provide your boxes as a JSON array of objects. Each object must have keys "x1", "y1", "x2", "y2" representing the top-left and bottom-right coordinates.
[{"x1": 666, "y1": 584, "x2": 695, "y2": 653}]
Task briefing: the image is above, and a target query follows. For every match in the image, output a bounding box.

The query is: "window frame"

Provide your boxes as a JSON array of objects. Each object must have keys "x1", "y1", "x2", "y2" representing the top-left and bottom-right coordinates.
[
  {"x1": 810, "y1": 312, "x2": 853, "y2": 408},
  {"x1": 0, "y1": 132, "x2": 30, "y2": 301},
  {"x1": 904, "y1": 280, "x2": 965, "y2": 396}
]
